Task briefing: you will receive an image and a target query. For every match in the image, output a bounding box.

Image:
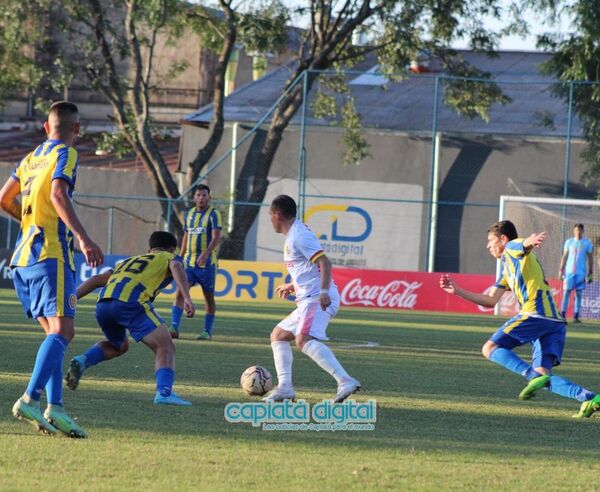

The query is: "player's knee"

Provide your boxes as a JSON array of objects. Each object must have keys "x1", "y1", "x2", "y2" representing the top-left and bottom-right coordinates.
[
  {"x1": 117, "y1": 339, "x2": 129, "y2": 355},
  {"x1": 295, "y1": 335, "x2": 314, "y2": 350},
  {"x1": 270, "y1": 327, "x2": 289, "y2": 343},
  {"x1": 481, "y1": 341, "x2": 496, "y2": 359}
]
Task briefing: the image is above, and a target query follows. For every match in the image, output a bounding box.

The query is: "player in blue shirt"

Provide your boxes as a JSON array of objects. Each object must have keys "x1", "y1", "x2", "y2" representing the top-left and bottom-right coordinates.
[
  {"x1": 68, "y1": 231, "x2": 195, "y2": 406},
  {"x1": 440, "y1": 220, "x2": 600, "y2": 418},
  {"x1": 559, "y1": 224, "x2": 593, "y2": 323}
]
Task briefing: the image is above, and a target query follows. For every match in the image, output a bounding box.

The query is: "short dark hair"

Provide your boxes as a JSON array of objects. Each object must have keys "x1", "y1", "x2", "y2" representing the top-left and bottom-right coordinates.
[
  {"x1": 149, "y1": 231, "x2": 177, "y2": 250},
  {"x1": 488, "y1": 220, "x2": 518, "y2": 240},
  {"x1": 195, "y1": 184, "x2": 210, "y2": 195},
  {"x1": 271, "y1": 195, "x2": 297, "y2": 219},
  {"x1": 48, "y1": 101, "x2": 79, "y2": 120},
  {"x1": 575, "y1": 223, "x2": 584, "y2": 231}
]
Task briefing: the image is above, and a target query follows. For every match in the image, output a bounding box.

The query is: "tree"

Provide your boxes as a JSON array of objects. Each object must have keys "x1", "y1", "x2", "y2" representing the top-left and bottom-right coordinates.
[
  {"x1": 532, "y1": 0, "x2": 600, "y2": 183},
  {"x1": 5, "y1": 0, "x2": 287, "y2": 234},
  {"x1": 0, "y1": 1, "x2": 51, "y2": 111},
  {"x1": 218, "y1": 0, "x2": 516, "y2": 259}
]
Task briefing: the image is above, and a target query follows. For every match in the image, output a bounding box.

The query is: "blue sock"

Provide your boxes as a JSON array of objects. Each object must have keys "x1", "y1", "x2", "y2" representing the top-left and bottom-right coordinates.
[
  {"x1": 171, "y1": 306, "x2": 183, "y2": 330},
  {"x1": 26, "y1": 334, "x2": 68, "y2": 401},
  {"x1": 83, "y1": 345, "x2": 105, "y2": 369},
  {"x1": 156, "y1": 367, "x2": 175, "y2": 397},
  {"x1": 45, "y1": 362, "x2": 64, "y2": 406},
  {"x1": 575, "y1": 290, "x2": 583, "y2": 317},
  {"x1": 561, "y1": 289, "x2": 572, "y2": 314},
  {"x1": 549, "y1": 375, "x2": 595, "y2": 402},
  {"x1": 489, "y1": 348, "x2": 541, "y2": 380},
  {"x1": 205, "y1": 314, "x2": 215, "y2": 335}
]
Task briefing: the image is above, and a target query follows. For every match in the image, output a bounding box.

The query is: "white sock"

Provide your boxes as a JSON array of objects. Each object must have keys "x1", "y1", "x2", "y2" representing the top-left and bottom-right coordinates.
[
  {"x1": 271, "y1": 341, "x2": 293, "y2": 389},
  {"x1": 301, "y1": 339, "x2": 350, "y2": 385}
]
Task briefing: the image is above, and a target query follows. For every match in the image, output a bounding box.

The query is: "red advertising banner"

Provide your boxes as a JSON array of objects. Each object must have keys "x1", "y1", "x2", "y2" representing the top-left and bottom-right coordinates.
[
  {"x1": 333, "y1": 268, "x2": 496, "y2": 313},
  {"x1": 333, "y1": 267, "x2": 571, "y2": 316}
]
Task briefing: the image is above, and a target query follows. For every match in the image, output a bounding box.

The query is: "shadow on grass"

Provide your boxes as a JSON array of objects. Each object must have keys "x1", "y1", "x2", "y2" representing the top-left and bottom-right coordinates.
[{"x1": 2, "y1": 377, "x2": 600, "y2": 462}]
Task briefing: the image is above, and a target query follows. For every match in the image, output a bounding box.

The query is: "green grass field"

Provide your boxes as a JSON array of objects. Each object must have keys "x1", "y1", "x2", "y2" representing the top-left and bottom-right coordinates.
[{"x1": 2, "y1": 288, "x2": 600, "y2": 491}]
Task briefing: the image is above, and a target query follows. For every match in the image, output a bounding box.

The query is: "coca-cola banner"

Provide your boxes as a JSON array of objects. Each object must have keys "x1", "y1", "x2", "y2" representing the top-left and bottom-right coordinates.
[{"x1": 334, "y1": 267, "x2": 497, "y2": 313}]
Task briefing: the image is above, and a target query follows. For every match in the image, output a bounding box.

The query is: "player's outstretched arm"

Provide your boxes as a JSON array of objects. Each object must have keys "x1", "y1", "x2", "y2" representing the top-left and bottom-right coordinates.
[
  {"x1": 170, "y1": 259, "x2": 195, "y2": 317},
  {"x1": 439, "y1": 274, "x2": 504, "y2": 308},
  {"x1": 523, "y1": 231, "x2": 547, "y2": 252},
  {"x1": 0, "y1": 176, "x2": 22, "y2": 221},
  {"x1": 51, "y1": 179, "x2": 104, "y2": 267},
  {"x1": 77, "y1": 270, "x2": 112, "y2": 299}
]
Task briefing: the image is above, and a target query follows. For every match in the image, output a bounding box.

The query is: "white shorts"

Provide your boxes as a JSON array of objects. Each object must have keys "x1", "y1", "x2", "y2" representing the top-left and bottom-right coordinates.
[{"x1": 277, "y1": 293, "x2": 340, "y2": 341}]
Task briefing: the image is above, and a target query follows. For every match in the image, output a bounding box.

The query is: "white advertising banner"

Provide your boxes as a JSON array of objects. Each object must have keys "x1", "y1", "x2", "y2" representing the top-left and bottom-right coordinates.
[{"x1": 256, "y1": 178, "x2": 424, "y2": 271}]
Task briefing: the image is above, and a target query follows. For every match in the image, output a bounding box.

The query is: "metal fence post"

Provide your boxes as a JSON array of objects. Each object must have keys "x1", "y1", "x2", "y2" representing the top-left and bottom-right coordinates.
[
  {"x1": 166, "y1": 199, "x2": 173, "y2": 232},
  {"x1": 425, "y1": 76, "x2": 441, "y2": 272},
  {"x1": 107, "y1": 207, "x2": 114, "y2": 255},
  {"x1": 6, "y1": 216, "x2": 12, "y2": 249},
  {"x1": 561, "y1": 81, "x2": 575, "y2": 242},
  {"x1": 297, "y1": 70, "x2": 309, "y2": 221}
]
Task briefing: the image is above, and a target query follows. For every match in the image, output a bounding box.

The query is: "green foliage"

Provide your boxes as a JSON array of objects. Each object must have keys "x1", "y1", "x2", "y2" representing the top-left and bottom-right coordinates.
[
  {"x1": 341, "y1": 97, "x2": 370, "y2": 165},
  {"x1": 535, "y1": 0, "x2": 600, "y2": 182},
  {"x1": 238, "y1": 1, "x2": 289, "y2": 55},
  {"x1": 443, "y1": 60, "x2": 512, "y2": 122},
  {"x1": 312, "y1": 72, "x2": 370, "y2": 165},
  {"x1": 0, "y1": 0, "x2": 50, "y2": 109}
]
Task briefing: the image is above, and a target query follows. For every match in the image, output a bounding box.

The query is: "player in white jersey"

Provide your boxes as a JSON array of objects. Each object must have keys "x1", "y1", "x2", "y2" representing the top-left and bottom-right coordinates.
[{"x1": 262, "y1": 195, "x2": 361, "y2": 403}]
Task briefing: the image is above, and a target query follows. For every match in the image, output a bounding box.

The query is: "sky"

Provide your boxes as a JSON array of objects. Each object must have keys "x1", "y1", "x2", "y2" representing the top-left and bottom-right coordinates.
[{"x1": 283, "y1": 0, "x2": 572, "y2": 52}]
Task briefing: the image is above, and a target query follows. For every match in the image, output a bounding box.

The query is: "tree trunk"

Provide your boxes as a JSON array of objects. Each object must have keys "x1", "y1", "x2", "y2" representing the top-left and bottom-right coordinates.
[{"x1": 219, "y1": 78, "x2": 309, "y2": 259}]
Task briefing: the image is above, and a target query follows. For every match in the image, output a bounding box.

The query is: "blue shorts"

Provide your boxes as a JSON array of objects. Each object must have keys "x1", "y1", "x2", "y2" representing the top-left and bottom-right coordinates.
[
  {"x1": 12, "y1": 259, "x2": 77, "y2": 318},
  {"x1": 564, "y1": 274, "x2": 586, "y2": 291},
  {"x1": 490, "y1": 314, "x2": 566, "y2": 367},
  {"x1": 96, "y1": 299, "x2": 164, "y2": 347},
  {"x1": 186, "y1": 265, "x2": 216, "y2": 292}
]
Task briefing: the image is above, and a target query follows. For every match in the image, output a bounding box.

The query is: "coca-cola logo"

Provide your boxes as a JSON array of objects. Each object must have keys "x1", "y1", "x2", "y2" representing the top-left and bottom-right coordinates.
[{"x1": 340, "y1": 278, "x2": 421, "y2": 309}]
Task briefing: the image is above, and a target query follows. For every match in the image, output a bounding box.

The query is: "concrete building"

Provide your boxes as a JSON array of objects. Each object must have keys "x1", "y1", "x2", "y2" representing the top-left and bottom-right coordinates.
[{"x1": 179, "y1": 50, "x2": 596, "y2": 274}]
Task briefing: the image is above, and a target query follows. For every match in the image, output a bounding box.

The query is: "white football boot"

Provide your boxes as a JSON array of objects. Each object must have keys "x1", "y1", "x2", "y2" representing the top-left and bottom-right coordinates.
[
  {"x1": 334, "y1": 378, "x2": 361, "y2": 403},
  {"x1": 262, "y1": 386, "x2": 297, "y2": 402}
]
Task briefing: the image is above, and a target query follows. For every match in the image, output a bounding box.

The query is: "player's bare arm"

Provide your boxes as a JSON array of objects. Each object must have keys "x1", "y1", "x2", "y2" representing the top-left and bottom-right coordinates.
[
  {"x1": 0, "y1": 176, "x2": 22, "y2": 221},
  {"x1": 559, "y1": 249, "x2": 568, "y2": 278},
  {"x1": 523, "y1": 231, "x2": 547, "y2": 252},
  {"x1": 51, "y1": 179, "x2": 104, "y2": 267},
  {"x1": 439, "y1": 274, "x2": 505, "y2": 308},
  {"x1": 197, "y1": 228, "x2": 221, "y2": 267},
  {"x1": 587, "y1": 250, "x2": 593, "y2": 281},
  {"x1": 275, "y1": 282, "x2": 295, "y2": 299},
  {"x1": 77, "y1": 270, "x2": 113, "y2": 299},
  {"x1": 170, "y1": 259, "x2": 195, "y2": 317},
  {"x1": 179, "y1": 232, "x2": 188, "y2": 257},
  {"x1": 315, "y1": 254, "x2": 332, "y2": 310}
]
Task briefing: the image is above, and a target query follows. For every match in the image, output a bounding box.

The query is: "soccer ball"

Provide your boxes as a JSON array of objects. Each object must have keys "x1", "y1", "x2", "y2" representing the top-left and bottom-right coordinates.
[{"x1": 240, "y1": 365, "x2": 273, "y2": 396}]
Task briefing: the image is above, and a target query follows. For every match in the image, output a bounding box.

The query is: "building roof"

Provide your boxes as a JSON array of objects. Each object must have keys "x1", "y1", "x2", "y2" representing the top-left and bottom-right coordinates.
[
  {"x1": 0, "y1": 130, "x2": 179, "y2": 171},
  {"x1": 184, "y1": 50, "x2": 584, "y2": 138}
]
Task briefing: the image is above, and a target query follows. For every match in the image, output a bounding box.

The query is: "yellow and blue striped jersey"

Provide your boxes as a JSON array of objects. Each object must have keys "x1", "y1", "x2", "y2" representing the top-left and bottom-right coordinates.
[
  {"x1": 10, "y1": 139, "x2": 78, "y2": 270},
  {"x1": 495, "y1": 239, "x2": 560, "y2": 319},
  {"x1": 98, "y1": 251, "x2": 180, "y2": 304},
  {"x1": 183, "y1": 206, "x2": 222, "y2": 268}
]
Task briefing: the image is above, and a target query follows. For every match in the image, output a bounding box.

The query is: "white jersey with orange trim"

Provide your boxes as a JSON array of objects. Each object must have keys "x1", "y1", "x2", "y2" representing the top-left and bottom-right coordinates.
[{"x1": 284, "y1": 219, "x2": 337, "y2": 301}]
